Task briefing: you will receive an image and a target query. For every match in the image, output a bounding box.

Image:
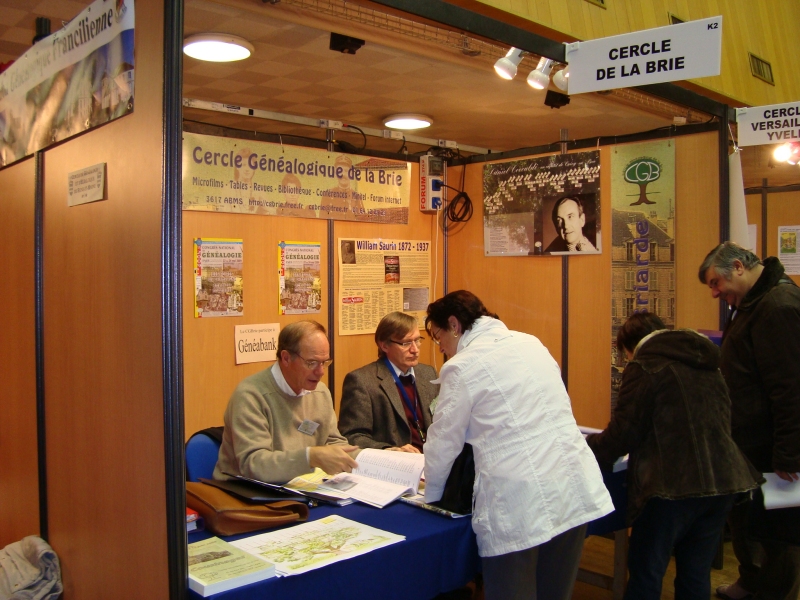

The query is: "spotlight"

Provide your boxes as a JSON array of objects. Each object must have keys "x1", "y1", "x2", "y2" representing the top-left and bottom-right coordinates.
[
  {"x1": 330, "y1": 32, "x2": 365, "y2": 54},
  {"x1": 773, "y1": 143, "x2": 797, "y2": 163},
  {"x1": 383, "y1": 114, "x2": 433, "y2": 130},
  {"x1": 527, "y1": 57, "x2": 555, "y2": 90},
  {"x1": 183, "y1": 33, "x2": 253, "y2": 62},
  {"x1": 552, "y1": 66, "x2": 569, "y2": 92},
  {"x1": 494, "y1": 48, "x2": 525, "y2": 80},
  {"x1": 544, "y1": 90, "x2": 570, "y2": 109}
]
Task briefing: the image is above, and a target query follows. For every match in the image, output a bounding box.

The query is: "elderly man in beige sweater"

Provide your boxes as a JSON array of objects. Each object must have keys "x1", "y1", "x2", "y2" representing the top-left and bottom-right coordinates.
[{"x1": 213, "y1": 320, "x2": 358, "y2": 483}]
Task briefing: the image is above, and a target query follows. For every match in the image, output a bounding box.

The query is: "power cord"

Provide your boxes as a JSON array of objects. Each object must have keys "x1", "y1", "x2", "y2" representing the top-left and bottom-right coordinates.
[{"x1": 439, "y1": 181, "x2": 473, "y2": 223}]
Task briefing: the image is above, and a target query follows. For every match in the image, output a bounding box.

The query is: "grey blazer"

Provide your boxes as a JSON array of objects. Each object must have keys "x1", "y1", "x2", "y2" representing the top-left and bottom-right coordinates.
[{"x1": 338, "y1": 360, "x2": 439, "y2": 449}]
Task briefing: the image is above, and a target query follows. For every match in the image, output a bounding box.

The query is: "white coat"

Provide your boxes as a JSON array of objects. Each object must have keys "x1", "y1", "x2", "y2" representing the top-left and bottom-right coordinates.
[{"x1": 424, "y1": 317, "x2": 613, "y2": 557}]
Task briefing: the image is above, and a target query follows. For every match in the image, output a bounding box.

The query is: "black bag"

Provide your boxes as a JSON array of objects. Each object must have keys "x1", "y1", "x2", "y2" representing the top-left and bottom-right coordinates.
[{"x1": 431, "y1": 443, "x2": 475, "y2": 515}]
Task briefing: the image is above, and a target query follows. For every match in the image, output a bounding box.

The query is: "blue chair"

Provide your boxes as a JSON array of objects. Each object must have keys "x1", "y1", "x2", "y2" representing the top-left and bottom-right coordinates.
[{"x1": 186, "y1": 430, "x2": 222, "y2": 482}]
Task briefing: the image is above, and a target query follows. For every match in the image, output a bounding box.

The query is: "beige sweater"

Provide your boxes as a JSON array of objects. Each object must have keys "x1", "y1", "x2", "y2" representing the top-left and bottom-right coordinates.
[{"x1": 213, "y1": 367, "x2": 348, "y2": 483}]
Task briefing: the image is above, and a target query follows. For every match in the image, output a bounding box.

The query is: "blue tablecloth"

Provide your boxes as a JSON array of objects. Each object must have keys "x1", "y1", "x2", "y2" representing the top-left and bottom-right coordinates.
[{"x1": 188, "y1": 501, "x2": 480, "y2": 599}]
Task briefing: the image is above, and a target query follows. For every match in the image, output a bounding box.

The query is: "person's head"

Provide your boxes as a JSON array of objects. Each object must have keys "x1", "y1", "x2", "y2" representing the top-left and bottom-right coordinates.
[
  {"x1": 343, "y1": 241, "x2": 352, "y2": 253},
  {"x1": 425, "y1": 291, "x2": 498, "y2": 358},
  {"x1": 552, "y1": 196, "x2": 586, "y2": 246},
  {"x1": 698, "y1": 242, "x2": 763, "y2": 308},
  {"x1": 616, "y1": 312, "x2": 666, "y2": 359},
  {"x1": 234, "y1": 148, "x2": 255, "y2": 182},
  {"x1": 276, "y1": 321, "x2": 331, "y2": 394},
  {"x1": 375, "y1": 311, "x2": 423, "y2": 371},
  {"x1": 334, "y1": 155, "x2": 352, "y2": 188}
]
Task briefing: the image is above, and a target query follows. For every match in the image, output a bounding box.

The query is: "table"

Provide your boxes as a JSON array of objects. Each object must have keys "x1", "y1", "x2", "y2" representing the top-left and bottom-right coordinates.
[{"x1": 188, "y1": 501, "x2": 480, "y2": 599}]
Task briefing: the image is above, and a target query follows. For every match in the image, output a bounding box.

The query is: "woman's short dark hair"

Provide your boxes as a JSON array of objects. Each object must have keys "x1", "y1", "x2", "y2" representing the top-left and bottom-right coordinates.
[
  {"x1": 425, "y1": 290, "x2": 498, "y2": 336},
  {"x1": 616, "y1": 312, "x2": 666, "y2": 354}
]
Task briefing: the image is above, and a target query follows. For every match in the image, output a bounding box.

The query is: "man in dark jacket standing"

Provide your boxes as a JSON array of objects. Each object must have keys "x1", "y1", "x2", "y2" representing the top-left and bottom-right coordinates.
[{"x1": 699, "y1": 242, "x2": 800, "y2": 600}]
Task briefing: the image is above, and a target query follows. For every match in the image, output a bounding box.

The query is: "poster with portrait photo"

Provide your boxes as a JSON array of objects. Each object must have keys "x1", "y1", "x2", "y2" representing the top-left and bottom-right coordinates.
[
  {"x1": 483, "y1": 151, "x2": 601, "y2": 256},
  {"x1": 542, "y1": 193, "x2": 600, "y2": 254}
]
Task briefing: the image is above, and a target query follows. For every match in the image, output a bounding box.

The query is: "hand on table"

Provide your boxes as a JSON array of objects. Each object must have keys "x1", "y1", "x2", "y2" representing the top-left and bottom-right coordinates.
[
  {"x1": 386, "y1": 444, "x2": 421, "y2": 453},
  {"x1": 775, "y1": 469, "x2": 799, "y2": 482},
  {"x1": 309, "y1": 445, "x2": 359, "y2": 474}
]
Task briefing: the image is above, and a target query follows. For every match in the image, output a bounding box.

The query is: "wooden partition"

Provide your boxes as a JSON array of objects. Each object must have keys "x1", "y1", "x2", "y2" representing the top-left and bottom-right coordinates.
[
  {"x1": 183, "y1": 161, "x2": 446, "y2": 435},
  {"x1": 39, "y1": 0, "x2": 169, "y2": 595},
  {"x1": 0, "y1": 157, "x2": 39, "y2": 546},
  {"x1": 746, "y1": 189, "x2": 800, "y2": 286},
  {"x1": 446, "y1": 131, "x2": 721, "y2": 429}
]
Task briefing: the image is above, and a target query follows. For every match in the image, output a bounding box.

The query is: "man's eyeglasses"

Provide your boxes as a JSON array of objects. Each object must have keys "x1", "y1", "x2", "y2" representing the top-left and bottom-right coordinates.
[
  {"x1": 291, "y1": 353, "x2": 333, "y2": 369},
  {"x1": 389, "y1": 337, "x2": 425, "y2": 349}
]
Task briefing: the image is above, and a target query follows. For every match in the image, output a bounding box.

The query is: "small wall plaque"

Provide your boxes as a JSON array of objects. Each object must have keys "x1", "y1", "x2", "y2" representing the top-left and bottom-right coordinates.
[{"x1": 68, "y1": 163, "x2": 107, "y2": 206}]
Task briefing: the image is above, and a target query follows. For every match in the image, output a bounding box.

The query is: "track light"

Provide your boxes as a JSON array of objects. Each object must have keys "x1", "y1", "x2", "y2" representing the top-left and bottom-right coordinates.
[
  {"x1": 553, "y1": 66, "x2": 569, "y2": 92},
  {"x1": 773, "y1": 143, "x2": 800, "y2": 165},
  {"x1": 183, "y1": 33, "x2": 253, "y2": 62},
  {"x1": 494, "y1": 48, "x2": 525, "y2": 80},
  {"x1": 527, "y1": 58, "x2": 554, "y2": 90}
]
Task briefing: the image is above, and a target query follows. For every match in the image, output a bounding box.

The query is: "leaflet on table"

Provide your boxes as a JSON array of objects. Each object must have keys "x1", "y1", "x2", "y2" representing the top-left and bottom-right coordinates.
[
  {"x1": 337, "y1": 237, "x2": 431, "y2": 335},
  {"x1": 578, "y1": 425, "x2": 628, "y2": 472},
  {"x1": 188, "y1": 536, "x2": 275, "y2": 597},
  {"x1": 762, "y1": 473, "x2": 800, "y2": 510},
  {"x1": 321, "y1": 448, "x2": 425, "y2": 508},
  {"x1": 230, "y1": 515, "x2": 405, "y2": 576}
]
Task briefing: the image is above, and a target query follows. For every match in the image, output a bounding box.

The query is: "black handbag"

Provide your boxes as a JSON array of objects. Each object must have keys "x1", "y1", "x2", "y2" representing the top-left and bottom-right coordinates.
[{"x1": 431, "y1": 443, "x2": 475, "y2": 515}]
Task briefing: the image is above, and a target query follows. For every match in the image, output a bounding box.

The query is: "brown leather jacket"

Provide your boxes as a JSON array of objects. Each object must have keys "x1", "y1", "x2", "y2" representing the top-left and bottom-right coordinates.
[{"x1": 588, "y1": 329, "x2": 760, "y2": 523}]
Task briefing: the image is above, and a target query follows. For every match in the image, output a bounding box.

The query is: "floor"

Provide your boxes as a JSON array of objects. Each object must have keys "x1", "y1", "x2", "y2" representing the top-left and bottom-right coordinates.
[{"x1": 440, "y1": 537, "x2": 740, "y2": 600}]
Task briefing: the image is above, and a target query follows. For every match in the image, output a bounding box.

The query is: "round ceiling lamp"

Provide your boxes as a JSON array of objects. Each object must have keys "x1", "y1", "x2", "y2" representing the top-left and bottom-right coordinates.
[
  {"x1": 383, "y1": 114, "x2": 433, "y2": 130},
  {"x1": 527, "y1": 58, "x2": 555, "y2": 90},
  {"x1": 183, "y1": 33, "x2": 254, "y2": 62},
  {"x1": 494, "y1": 48, "x2": 525, "y2": 80}
]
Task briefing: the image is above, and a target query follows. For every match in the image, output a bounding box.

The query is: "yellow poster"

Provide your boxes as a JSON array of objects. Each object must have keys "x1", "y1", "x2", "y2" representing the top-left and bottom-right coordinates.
[{"x1": 182, "y1": 132, "x2": 411, "y2": 224}]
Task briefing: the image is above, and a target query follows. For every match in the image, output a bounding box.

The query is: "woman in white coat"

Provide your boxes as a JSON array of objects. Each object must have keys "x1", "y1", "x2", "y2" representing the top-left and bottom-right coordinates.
[{"x1": 423, "y1": 290, "x2": 613, "y2": 600}]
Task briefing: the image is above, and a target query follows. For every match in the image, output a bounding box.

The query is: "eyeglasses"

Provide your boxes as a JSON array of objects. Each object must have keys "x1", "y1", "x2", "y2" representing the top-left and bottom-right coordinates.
[
  {"x1": 291, "y1": 353, "x2": 333, "y2": 370},
  {"x1": 430, "y1": 328, "x2": 442, "y2": 345},
  {"x1": 389, "y1": 337, "x2": 425, "y2": 349}
]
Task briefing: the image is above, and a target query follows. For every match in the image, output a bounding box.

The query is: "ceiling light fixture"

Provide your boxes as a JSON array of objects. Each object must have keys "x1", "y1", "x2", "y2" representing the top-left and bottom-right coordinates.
[
  {"x1": 527, "y1": 57, "x2": 555, "y2": 90},
  {"x1": 773, "y1": 142, "x2": 800, "y2": 165},
  {"x1": 183, "y1": 33, "x2": 254, "y2": 62},
  {"x1": 383, "y1": 114, "x2": 433, "y2": 130},
  {"x1": 494, "y1": 47, "x2": 525, "y2": 80},
  {"x1": 552, "y1": 66, "x2": 569, "y2": 92}
]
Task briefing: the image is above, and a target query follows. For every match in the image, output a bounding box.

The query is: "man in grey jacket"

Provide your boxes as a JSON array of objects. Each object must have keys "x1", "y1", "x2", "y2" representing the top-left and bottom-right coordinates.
[{"x1": 339, "y1": 312, "x2": 438, "y2": 452}]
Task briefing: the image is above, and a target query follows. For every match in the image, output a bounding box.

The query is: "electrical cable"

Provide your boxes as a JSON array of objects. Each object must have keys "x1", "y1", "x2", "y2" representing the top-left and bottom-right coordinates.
[
  {"x1": 440, "y1": 181, "x2": 473, "y2": 223},
  {"x1": 342, "y1": 124, "x2": 367, "y2": 150}
]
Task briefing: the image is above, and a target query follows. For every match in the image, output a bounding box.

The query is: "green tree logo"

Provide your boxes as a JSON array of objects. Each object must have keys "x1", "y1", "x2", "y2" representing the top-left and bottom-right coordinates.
[{"x1": 624, "y1": 157, "x2": 662, "y2": 205}]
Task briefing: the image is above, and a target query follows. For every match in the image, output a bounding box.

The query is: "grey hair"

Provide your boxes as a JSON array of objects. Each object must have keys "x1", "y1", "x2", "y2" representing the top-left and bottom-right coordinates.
[
  {"x1": 698, "y1": 242, "x2": 762, "y2": 283},
  {"x1": 277, "y1": 320, "x2": 327, "y2": 359}
]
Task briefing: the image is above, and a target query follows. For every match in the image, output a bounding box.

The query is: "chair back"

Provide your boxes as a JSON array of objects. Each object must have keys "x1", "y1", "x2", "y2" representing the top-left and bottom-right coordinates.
[{"x1": 186, "y1": 430, "x2": 222, "y2": 482}]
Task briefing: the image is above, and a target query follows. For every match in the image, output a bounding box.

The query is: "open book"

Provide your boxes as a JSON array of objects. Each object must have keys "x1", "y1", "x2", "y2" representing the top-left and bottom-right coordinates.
[{"x1": 320, "y1": 448, "x2": 425, "y2": 508}]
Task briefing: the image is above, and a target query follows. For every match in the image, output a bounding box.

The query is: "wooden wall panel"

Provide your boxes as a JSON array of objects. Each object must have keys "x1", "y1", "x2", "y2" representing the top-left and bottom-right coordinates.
[
  {"x1": 745, "y1": 193, "x2": 763, "y2": 255},
  {"x1": 182, "y1": 161, "x2": 446, "y2": 431},
  {"x1": 470, "y1": 0, "x2": 800, "y2": 107},
  {"x1": 41, "y1": 0, "x2": 168, "y2": 595},
  {"x1": 0, "y1": 157, "x2": 39, "y2": 546},
  {"x1": 767, "y1": 190, "x2": 800, "y2": 286},
  {"x1": 675, "y1": 132, "x2": 720, "y2": 330},
  {"x1": 568, "y1": 146, "x2": 611, "y2": 428},
  {"x1": 447, "y1": 160, "x2": 564, "y2": 363}
]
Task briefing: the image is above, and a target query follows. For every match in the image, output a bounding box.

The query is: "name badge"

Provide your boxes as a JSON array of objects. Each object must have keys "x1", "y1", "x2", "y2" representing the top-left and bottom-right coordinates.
[{"x1": 298, "y1": 419, "x2": 320, "y2": 436}]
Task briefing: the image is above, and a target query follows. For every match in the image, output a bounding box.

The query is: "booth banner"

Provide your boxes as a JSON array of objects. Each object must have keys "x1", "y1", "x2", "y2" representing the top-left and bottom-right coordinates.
[
  {"x1": 235, "y1": 323, "x2": 279, "y2": 365},
  {"x1": 182, "y1": 132, "x2": 411, "y2": 223},
  {"x1": 338, "y1": 238, "x2": 431, "y2": 336},
  {"x1": 565, "y1": 16, "x2": 722, "y2": 95},
  {"x1": 483, "y1": 151, "x2": 601, "y2": 256},
  {"x1": 736, "y1": 102, "x2": 800, "y2": 147},
  {"x1": 279, "y1": 241, "x2": 322, "y2": 315},
  {"x1": 193, "y1": 238, "x2": 243, "y2": 318},
  {"x1": 610, "y1": 140, "x2": 675, "y2": 407},
  {"x1": 0, "y1": 0, "x2": 135, "y2": 167}
]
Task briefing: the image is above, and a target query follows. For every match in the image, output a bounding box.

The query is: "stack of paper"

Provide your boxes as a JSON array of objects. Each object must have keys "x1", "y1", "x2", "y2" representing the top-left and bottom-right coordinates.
[
  {"x1": 188, "y1": 537, "x2": 275, "y2": 596},
  {"x1": 231, "y1": 515, "x2": 405, "y2": 576},
  {"x1": 762, "y1": 473, "x2": 800, "y2": 510}
]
